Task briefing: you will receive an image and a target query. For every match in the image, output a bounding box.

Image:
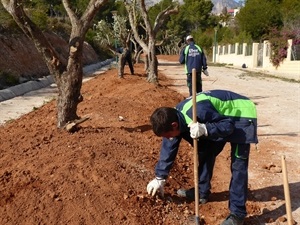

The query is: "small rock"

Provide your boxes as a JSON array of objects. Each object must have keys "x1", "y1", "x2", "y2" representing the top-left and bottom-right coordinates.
[
  {"x1": 277, "y1": 216, "x2": 287, "y2": 222},
  {"x1": 271, "y1": 196, "x2": 277, "y2": 201},
  {"x1": 136, "y1": 194, "x2": 144, "y2": 199},
  {"x1": 270, "y1": 166, "x2": 282, "y2": 173},
  {"x1": 123, "y1": 194, "x2": 128, "y2": 199},
  {"x1": 183, "y1": 208, "x2": 190, "y2": 216}
]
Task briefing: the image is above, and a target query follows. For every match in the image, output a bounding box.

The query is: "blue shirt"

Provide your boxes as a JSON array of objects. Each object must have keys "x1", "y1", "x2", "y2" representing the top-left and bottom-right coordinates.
[
  {"x1": 179, "y1": 42, "x2": 208, "y2": 73},
  {"x1": 155, "y1": 90, "x2": 258, "y2": 178}
]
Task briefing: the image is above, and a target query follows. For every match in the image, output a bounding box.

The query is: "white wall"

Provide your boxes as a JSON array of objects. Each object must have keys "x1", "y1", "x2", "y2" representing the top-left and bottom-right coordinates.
[{"x1": 213, "y1": 39, "x2": 300, "y2": 81}]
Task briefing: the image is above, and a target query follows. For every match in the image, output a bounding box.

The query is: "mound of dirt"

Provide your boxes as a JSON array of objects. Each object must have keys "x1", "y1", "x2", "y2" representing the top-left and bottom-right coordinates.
[{"x1": 0, "y1": 56, "x2": 299, "y2": 225}]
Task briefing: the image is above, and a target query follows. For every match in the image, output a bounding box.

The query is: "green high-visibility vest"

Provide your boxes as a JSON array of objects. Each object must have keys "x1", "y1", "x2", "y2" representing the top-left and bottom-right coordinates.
[{"x1": 180, "y1": 93, "x2": 257, "y2": 125}]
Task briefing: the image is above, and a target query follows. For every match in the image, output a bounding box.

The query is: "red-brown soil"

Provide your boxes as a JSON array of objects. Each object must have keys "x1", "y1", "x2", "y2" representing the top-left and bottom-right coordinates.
[{"x1": 0, "y1": 55, "x2": 298, "y2": 225}]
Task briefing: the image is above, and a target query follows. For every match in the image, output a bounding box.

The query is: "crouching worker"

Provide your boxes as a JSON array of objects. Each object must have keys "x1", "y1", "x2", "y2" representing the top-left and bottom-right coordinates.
[{"x1": 146, "y1": 89, "x2": 258, "y2": 225}]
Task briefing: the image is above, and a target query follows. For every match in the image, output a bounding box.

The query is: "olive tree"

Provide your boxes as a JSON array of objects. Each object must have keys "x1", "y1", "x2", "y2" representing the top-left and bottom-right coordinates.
[
  {"x1": 94, "y1": 13, "x2": 133, "y2": 78},
  {"x1": 1, "y1": 0, "x2": 108, "y2": 129},
  {"x1": 125, "y1": 0, "x2": 179, "y2": 83}
]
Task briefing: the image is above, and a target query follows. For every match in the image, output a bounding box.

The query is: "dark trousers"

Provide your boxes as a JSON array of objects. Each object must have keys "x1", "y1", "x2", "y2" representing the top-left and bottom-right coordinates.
[
  {"x1": 125, "y1": 54, "x2": 134, "y2": 75},
  {"x1": 198, "y1": 141, "x2": 249, "y2": 219},
  {"x1": 228, "y1": 143, "x2": 250, "y2": 219},
  {"x1": 198, "y1": 140, "x2": 225, "y2": 199},
  {"x1": 186, "y1": 72, "x2": 202, "y2": 96}
]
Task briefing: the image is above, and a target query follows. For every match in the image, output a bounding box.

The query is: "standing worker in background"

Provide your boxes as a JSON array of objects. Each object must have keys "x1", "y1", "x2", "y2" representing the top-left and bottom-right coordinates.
[
  {"x1": 123, "y1": 48, "x2": 134, "y2": 75},
  {"x1": 179, "y1": 35, "x2": 209, "y2": 96},
  {"x1": 116, "y1": 46, "x2": 134, "y2": 77},
  {"x1": 146, "y1": 90, "x2": 258, "y2": 225}
]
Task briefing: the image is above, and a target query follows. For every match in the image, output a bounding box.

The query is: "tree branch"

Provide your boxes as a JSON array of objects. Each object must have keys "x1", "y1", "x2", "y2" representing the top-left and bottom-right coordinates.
[
  {"x1": 81, "y1": 0, "x2": 108, "y2": 30},
  {"x1": 153, "y1": 5, "x2": 179, "y2": 36},
  {"x1": 62, "y1": 0, "x2": 78, "y2": 26}
]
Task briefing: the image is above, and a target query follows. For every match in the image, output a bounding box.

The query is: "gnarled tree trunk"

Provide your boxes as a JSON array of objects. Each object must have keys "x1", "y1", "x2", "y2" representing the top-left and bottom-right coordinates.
[
  {"x1": 146, "y1": 39, "x2": 158, "y2": 83},
  {"x1": 56, "y1": 35, "x2": 85, "y2": 127}
]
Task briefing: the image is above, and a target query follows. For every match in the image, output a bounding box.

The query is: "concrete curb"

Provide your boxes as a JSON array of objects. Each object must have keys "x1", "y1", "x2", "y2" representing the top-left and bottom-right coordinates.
[{"x1": 0, "y1": 58, "x2": 114, "y2": 102}]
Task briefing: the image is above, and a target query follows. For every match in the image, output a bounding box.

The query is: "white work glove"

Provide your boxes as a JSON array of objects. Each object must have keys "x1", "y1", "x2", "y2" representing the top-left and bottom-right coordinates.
[
  {"x1": 147, "y1": 177, "x2": 166, "y2": 197},
  {"x1": 203, "y1": 69, "x2": 209, "y2": 76},
  {"x1": 188, "y1": 122, "x2": 208, "y2": 138}
]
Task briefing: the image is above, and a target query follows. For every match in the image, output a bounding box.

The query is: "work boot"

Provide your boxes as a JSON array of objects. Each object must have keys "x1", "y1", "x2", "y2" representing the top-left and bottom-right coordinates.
[
  {"x1": 177, "y1": 188, "x2": 208, "y2": 204},
  {"x1": 221, "y1": 214, "x2": 244, "y2": 225}
]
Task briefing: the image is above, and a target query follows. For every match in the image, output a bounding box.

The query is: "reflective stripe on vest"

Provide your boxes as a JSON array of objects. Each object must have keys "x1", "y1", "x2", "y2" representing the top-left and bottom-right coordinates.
[{"x1": 180, "y1": 94, "x2": 257, "y2": 124}]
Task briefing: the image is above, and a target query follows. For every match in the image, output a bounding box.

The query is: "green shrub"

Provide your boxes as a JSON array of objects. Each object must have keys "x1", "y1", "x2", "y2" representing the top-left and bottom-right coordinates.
[
  {"x1": 0, "y1": 6, "x2": 20, "y2": 32},
  {"x1": 0, "y1": 71, "x2": 19, "y2": 90}
]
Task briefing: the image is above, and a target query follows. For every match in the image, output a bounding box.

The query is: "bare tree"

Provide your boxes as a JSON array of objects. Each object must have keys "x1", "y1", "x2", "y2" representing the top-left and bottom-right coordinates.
[
  {"x1": 94, "y1": 14, "x2": 134, "y2": 78},
  {"x1": 1, "y1": 0, "x2": 108, "y2": 129},
  {"x1": 125, "y1": 0, "x2": 179, "y2": 83}
]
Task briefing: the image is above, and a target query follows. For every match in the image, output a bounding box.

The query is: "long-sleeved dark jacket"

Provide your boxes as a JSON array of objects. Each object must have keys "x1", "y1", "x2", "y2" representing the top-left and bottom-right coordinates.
[
  {"x1": 179, "y1": 42, "x2": 208, "y2": 73},
  {"x1": 155, "y1": 90, "x2": 258, "y2": 179}
]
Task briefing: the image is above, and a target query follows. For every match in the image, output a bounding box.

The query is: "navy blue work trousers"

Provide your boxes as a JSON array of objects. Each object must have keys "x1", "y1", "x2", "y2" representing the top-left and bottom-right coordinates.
[
  {"x1": 186, "y1": 72, "x2": 202, "y2": 96},
  {"x1": 198, "y1": 141, "x2": 250, "y2": 219}
]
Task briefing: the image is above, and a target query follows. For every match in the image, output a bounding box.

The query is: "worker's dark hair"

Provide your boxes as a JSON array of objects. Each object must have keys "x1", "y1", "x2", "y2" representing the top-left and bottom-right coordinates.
[{"x1": 150, "y1": 107, "x2": 178, "y2": 136}]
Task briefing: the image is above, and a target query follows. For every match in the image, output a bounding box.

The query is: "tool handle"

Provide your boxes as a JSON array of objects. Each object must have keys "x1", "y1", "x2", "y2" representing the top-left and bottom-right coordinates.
[
  {"x1": 192, "y1": 68, "x2": 200, "y2": 225},
  {"x1": 281, "y1": 155, "x2": 293, "y2": 225},
  {"x1": 192, "y1": 69, "x2": 197, "y2": 123}
]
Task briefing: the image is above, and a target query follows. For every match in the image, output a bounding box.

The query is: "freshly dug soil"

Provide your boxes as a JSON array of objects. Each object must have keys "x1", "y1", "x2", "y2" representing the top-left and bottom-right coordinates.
[{"x1": 0, "y1": 55, "x2": 299, "y2": 225}]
